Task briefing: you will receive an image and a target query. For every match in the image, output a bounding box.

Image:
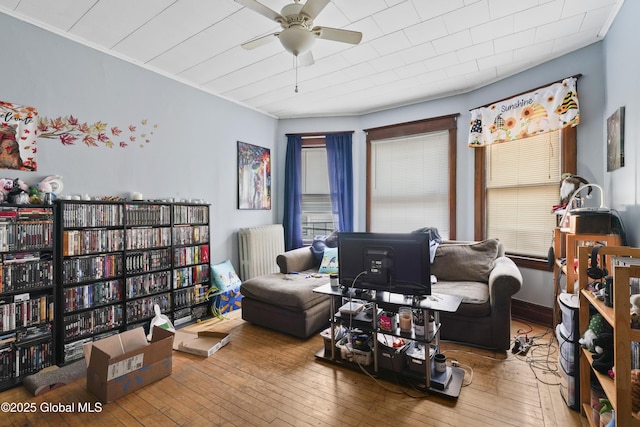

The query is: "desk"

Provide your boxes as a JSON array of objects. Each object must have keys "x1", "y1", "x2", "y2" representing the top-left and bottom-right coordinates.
[{"x1": 313, "y1": 283, "x2": 464, "y2": 397}]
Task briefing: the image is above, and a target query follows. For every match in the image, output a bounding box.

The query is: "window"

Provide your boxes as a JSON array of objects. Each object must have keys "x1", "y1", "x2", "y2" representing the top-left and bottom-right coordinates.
[
  {"x1": 301, "y1": 145, "x2": 334, "y2": 243},
  {"x1": 475, "y1": 126, "x2": 577, "y2": 268},
  {"x1": 365, "y1": 115, "x2": 457, "y2": 238}
]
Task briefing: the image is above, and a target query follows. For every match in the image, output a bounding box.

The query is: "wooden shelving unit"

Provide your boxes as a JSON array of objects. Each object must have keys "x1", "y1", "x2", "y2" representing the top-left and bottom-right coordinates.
[
  {"x1": 578, "y1": 245, "x2": 640, "y2": 426},
  {"x1": 554, "y1": 227, "x2": 621, "y2": 294}
]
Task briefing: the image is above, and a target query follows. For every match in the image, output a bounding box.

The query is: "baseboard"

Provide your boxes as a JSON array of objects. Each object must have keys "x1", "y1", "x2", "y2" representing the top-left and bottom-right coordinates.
[{"x1": 512, "y1": 299, "x2": 553, "y2": 327}]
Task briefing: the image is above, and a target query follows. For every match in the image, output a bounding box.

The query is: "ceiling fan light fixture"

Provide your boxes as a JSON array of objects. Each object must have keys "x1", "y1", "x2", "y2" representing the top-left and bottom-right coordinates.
[{"x1": 279, "y1": 25, "x2": 316, "y2": 56}]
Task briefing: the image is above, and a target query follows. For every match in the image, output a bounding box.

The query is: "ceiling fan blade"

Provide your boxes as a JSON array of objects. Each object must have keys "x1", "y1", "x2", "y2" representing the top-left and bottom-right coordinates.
[
  {"x1": 234, "y1": 0, "x2": 284, "y2": 22},
  {"x1": 241, "y1": 33, "x2": 279, "y2": 50},
  {"x1": 299, "y1": 51, "x2": 314, "y2": 66},
  {"x1": 300, "y1": 0, "x2": 330, "y2": 20},
  {"x1": 313, "y1": 26, "x2": 362, "y2": 45}
]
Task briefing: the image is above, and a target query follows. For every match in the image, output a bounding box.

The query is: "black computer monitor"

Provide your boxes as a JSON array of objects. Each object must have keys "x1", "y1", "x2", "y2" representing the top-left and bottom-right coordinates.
[{"x1": 338, "y1": 231, "x2": 431, "y2": 296}]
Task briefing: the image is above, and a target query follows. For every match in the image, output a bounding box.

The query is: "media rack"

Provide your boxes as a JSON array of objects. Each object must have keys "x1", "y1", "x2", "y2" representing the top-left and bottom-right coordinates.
[
  {"x1": 313, "y1": 284, "x2": 465, "y2": 398},
  {"x1": 55, "y1": 200, "x2": 211, "y2": 365},
  {"x1": 0, "y1": 205, "x2": 55, "y2": 391}
]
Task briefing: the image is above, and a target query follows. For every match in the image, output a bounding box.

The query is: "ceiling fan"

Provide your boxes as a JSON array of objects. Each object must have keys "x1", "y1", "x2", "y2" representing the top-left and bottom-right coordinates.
[{"x1": 235, "y1": 0, "x2": 363, "y2": 67}]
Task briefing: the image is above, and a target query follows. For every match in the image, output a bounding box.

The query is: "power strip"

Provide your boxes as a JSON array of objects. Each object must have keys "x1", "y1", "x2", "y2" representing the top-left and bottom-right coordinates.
[{"x1": 511, "y1": 335, "x2": 532, "y2": 355}]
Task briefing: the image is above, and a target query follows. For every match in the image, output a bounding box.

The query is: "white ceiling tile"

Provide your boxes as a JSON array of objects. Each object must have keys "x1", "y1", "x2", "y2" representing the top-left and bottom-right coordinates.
[
  {"x1": 561, "y1": 0, "x2": 617, "y2": 18},
  {"x1": 112, "y1": 0, "x2": 240, "y2": 62},
  {"x1": 204, "y1": 52, "x2": 292, "y2": 93},
  {"x1": 477, "y1": 50, "x2": 514, "y2": 70},
  {"x1": 552, "y1": 29, "x2": 600, "y2": 54},
  {"x1": 148, "y1": 19, "x2": 259, "y2": 74},
  {"x1": 442, "y1": 0, "x2": 491, "y2": 34},
  {"x1": 347, "y1": 17, "x2": 385, "y2": 43},
  {"x1": 0, "y1": 1, "x2": 20, "y2": 10},
  {"x1": 332, "y1": 0, "x2": 388, "y2": 22},
  {"x1": 494, "y1": 29, "x2": 536, "y2": 54},
  {"x1": 372, "y1": 1, "x2": 420, "y2": 34},
  {"x1": 410, "y1": 0, "x2": 465, "y2": 21},
  {"x1": 369, "y1": 52, "x2": 406, "y2": 72},
  {"x1": 69, "y1": 0, "x2": 175, "y2": 48},
  {"x1": 513, "y1": 0, "x2": 564, "y2": 32},
  {"x1": 340, "y1": 43, "x2": 380, "y2": 65},
  {"x1": 456, "y1": 40, "x2": 494, "y2": 63},
  {"x1": 394, "y1": 61, "x2": 428, "y2": 79},
  {"x1": 13, "y1": 0, "x2": 96, "y2": 31},
  {"x1": 470, "y1": 15, "x2": 513, "y2": 44},
  {"x1": 513, "y1": 40, "x2": 555, "y2": 64},
  {"x1": 369, "y1": 31, "x2": 411, "y2": 56},
  {"x1": 432, "y1": 30, "x2": 473, "y2": 55},
  {"x1": 487, "y1": 0, "x2": 538, "y2": 20},
  {"x1": 534, "y1": 14, "x2": 584, "y2": 44},
  {"x1": 403, "y1": 17, "x2": 448, "y2": 46},
  {"x1": 581, "y1": 4, "x2": 618, "y2": 33},
  {"x1": 424, "y1": 52, "x2": 459, "y2": 71},
  {"x1": 445, "y1": 60, "x2": 479, "y2": 78},
  {"x1": 179, "y1": 46, "x2": 267, "y2": 85},
  {"x1": 398, "y1": 43, "x2": 438, "y2": 64}
]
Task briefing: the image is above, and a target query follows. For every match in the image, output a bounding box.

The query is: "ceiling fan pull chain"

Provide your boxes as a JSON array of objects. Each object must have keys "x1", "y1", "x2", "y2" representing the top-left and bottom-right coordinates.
[{"x1": 295, "y1": 56, "x2": 299, "y2": 93}]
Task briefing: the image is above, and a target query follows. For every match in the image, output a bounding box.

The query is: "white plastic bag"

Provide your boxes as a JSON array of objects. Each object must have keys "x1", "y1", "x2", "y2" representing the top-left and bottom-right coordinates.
[{"x1": 147, "y1": 304, "x2": 175, "y2": 341}]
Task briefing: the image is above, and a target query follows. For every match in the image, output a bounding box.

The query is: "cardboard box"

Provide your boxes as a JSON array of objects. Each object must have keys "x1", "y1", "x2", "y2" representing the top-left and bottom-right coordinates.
[
  {"x1": 173, "y1": 330, "x2": 230, "y2": 357},
  {"x1": 84, "y1": 326, "x2": 174, "y2": 403}
]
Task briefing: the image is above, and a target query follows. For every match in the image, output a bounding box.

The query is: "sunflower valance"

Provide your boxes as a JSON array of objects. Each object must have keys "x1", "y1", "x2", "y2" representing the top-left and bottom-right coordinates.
[{"x1": 468, "y1": 77, "x2": 580, "y2": 147}]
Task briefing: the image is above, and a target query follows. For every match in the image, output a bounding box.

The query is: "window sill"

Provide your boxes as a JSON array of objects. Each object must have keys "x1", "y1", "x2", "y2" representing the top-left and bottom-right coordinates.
[{"x1": 507, "y1": 254, "x2": 553, "y2": 272}]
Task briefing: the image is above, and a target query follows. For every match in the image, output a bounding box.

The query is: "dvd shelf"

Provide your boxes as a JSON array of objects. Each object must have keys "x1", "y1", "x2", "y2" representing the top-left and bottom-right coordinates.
[
  {"x1": 0, "y1": 205, "x2": 55, "y2": 391},
  {"x1": 171, "y1": 204, "x2": 210, "y2": 326},
  {"x1": 55, "y1": 201, "x2": 125, "y2": 365},
  {"x1": 55, "y1": 200, "x2": 211, "y2": 363},
  {"x1": 123, "y1": 203, "x2": 173, "y2": 331}
]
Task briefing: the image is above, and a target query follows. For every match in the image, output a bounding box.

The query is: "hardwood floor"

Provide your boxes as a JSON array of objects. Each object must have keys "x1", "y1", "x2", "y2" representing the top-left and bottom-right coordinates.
[{"x1": 0, "y1": 313, "x2": 587, "y2": 426}]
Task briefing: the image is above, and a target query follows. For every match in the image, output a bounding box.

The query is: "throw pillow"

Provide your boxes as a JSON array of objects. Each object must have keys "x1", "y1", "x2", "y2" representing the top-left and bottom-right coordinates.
[
  {"x1": 430, "y1": 239, "x2": 499, "y2": 283},
  {"x1": 211, "y1": 259, "x2": 242, "y2": 291},
  {"x1": 310, "y1": 235, "x2": 328, "y2": 267},
  {"x1": 318, "y1": 246, "x2": 339, "y2": 274}
]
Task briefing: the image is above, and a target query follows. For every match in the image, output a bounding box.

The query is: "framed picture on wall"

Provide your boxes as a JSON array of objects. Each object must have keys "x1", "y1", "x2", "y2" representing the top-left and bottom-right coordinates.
[
  {"x1": 237, "y1": 141, "x2": 271, "y2": 210},
  {"x1": 607, "y1": 106, "x2": 625, "y2": 172}
]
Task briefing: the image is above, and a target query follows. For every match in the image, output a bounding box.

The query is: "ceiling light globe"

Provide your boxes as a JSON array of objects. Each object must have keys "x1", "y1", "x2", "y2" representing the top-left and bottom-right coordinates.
[{"x1": 279, "y1": 25, "x2": 315, "y2": 56}]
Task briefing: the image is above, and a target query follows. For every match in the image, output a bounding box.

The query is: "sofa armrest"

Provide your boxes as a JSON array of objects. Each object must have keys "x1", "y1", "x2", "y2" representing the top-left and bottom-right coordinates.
[
  {"x1": 488, "y1": 256, "x2": 522, "y2": 302},
  {"x1": 276, "y1": 247, "x2": 315, "y2": 274}
]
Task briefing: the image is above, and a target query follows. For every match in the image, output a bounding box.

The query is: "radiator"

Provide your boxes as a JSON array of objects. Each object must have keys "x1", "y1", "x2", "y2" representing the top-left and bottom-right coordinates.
[{"x1": 238, "y1": 224, "x2": 285, "y2": 281}]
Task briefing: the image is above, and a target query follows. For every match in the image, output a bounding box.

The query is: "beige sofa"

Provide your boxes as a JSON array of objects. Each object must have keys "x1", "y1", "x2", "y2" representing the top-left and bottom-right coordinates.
[{"x1": 240, "y1": 239, "x2": 522, "y2": 350}]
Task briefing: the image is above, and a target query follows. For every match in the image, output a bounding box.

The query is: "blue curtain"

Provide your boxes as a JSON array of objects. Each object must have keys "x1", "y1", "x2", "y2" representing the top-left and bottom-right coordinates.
[
  {"x1": 325, "y1": 132, "x2": 354, "y2": 232},
  {"x1": 283, "y1": 135, "x2": 303, "y2": 251}
]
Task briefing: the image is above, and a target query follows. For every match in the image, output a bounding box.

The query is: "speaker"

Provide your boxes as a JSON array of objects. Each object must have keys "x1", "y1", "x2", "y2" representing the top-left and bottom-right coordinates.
[{"x1": 587, "y1": 245, "x2": 608, "y2": 280}]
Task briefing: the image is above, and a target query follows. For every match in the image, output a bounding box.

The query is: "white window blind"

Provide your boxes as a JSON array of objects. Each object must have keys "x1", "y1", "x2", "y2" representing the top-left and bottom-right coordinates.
[
  {"x1": 301, "y1": 146, "x2": 334, "y2": 242},
  {"x1": 370, "y1": 131, "x2": 449, "y2": 237},
  {"x1": 486, "y1": 131, "x2": 561, "y2": 257}
]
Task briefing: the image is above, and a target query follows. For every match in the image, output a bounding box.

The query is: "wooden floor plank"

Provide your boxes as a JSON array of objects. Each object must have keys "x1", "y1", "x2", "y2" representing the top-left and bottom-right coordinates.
[{"x1": 0, "y1": 313, "x2": 586, "y2": 427}]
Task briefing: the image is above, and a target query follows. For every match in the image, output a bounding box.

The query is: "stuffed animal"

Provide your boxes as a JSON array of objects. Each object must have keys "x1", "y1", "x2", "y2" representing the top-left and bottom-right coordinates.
[
  {"x1": 7, "y1": 178, "x2": 28, "y2": 204},
  {"x1": 592, "y1": 332, "x2": 614, "y2": 376},
  {"x1": 37, "y1": 175, "x2": 63, "y2": 200},
  {"x1": 580, "y1": 313, "x2": 611, "y2": 352},
  {"x1": 0, "y1": 178, "x2": 12, "y2": 202},
  {"x1": 632, "y1": 294, "x2": 640, "y2": 329}
]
